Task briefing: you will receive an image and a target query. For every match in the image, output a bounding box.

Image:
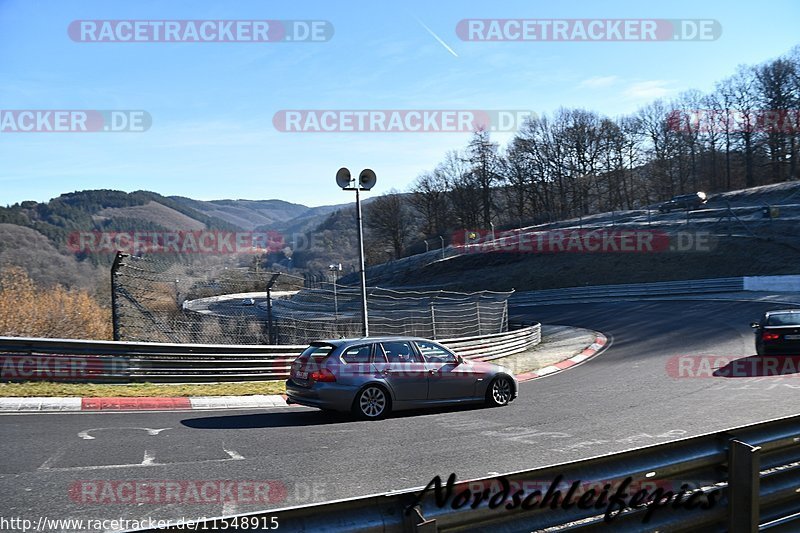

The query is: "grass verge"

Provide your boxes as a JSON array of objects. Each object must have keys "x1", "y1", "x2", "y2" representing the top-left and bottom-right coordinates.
[{"x1": 0, "y1": 381, "x2": 286, "y2": 398}]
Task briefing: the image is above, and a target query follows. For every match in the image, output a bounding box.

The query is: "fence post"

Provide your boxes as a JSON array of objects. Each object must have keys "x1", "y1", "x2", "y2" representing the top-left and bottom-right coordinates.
[
  {"x1": 728, "y1": 438, "x2": 760, "y2": 533},
  {"x1": 476, "y1": 301, "x2": 482, "y2": 336},
  {"x1": 266, "y1": 273, "x2": 281, "y2": 345},
  {"x1": 110, "y1": 251, "x2": 128, "y2": 341}
]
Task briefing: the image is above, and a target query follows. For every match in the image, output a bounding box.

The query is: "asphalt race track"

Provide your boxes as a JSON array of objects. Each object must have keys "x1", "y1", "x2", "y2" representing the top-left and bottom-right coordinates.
[{"x1": 2, "y1": 299, "x2": 800, "y2": 530}]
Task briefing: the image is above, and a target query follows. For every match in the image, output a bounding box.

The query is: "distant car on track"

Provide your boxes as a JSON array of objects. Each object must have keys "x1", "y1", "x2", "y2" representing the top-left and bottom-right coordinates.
[
  {"x1": 658, "y1": 192, "x2": 708, "y2": 213},
  {"x1": 241, "y1": 298, "x2": 256, "y2": 306},
  {"x1": 285, "y1": 337, "x2": 518, "y2": 419},
  {"x1": 751, "y1": 310, "x2": 800, "y2": 355}
]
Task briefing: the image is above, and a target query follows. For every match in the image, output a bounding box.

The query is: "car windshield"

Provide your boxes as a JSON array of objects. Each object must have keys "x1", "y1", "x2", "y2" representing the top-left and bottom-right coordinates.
[{"x1": 767, "y1": 314, "x2": 800, "y2": 326}]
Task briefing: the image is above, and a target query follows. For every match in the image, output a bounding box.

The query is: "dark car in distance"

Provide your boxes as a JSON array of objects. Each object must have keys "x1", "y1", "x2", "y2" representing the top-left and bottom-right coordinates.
[
  {"x1": 658, "y1": 192, "x2": 708, "y2": 213},
  {"x1": 751, "y1": 310, "x2": 800, "y2": 355},
  {"x1": 285, "y1": 337, "x2": 518, "y2": 419}
]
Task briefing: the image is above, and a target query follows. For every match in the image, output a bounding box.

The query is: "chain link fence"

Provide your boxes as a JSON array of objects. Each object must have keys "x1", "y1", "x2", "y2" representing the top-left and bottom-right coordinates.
[
  {"x1": 111, "y1": 253, "x2": 512, "y2": 345},
  {"x1": 269, "y1": 285, "x2": 511, "y2": 344}
]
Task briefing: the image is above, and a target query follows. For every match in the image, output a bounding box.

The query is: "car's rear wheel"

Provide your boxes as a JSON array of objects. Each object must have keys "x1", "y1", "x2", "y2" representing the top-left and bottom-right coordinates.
[
  {"x1": 486, "y1": 376, "x2": 513, "y2": 407},
  {"x1": 353, "y1": 384, "x2": 390, "y2": 420}
]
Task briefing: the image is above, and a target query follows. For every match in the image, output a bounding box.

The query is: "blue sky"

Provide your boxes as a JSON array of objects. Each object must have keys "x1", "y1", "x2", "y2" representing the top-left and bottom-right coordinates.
[{"x1": 0, "y1": 0, "x2": 798, "y2": 207}]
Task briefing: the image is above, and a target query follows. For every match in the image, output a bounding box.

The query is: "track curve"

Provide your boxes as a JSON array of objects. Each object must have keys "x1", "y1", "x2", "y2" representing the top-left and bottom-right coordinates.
[{"x1": 2, "y1": 299, "x2": 799, "y2": 528}]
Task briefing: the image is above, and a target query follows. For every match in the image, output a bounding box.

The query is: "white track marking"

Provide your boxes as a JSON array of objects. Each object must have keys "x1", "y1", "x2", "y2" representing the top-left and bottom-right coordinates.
[
  {"x1": 224, "y1": 448, "x2": 245, "y2": 460},
  {"x1": 78, "y1": 427, "x2": 170, "y2": 440},
  {"x1": 38, "y1": 450, "x2": 65, "y2": 470}
]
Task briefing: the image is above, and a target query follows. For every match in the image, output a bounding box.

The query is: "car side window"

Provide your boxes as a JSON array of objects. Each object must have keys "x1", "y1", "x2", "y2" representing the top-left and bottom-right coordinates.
[
  {"x1": 416, "y1": 341, "x2": 457, "y2": 364},
  {"x1": 381, "y1": 341, "x2": 419, "y2": 363},
  {"x1": 341, "y1": 344, "x2": 372, "y2": 364}
]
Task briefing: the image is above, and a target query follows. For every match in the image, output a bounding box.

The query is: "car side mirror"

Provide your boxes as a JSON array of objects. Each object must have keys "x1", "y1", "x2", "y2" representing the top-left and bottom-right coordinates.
[
  {"x1": 455, "y1": 355, "x2": 464, "y2": 365},
  {"x1": 750, "y1": 322, "x2": 760, "y2": 328}
]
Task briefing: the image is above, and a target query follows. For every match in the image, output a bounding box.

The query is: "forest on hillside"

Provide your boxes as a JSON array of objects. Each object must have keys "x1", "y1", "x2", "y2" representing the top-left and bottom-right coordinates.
[{"x1": 362, "y1": 45, "x2": 800, "y2": 261}]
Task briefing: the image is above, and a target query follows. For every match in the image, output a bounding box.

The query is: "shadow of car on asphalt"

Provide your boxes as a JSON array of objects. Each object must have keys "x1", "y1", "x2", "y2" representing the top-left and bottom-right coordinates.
[
  {"x1": 713, "y1": 355, "x2": 800, "y2": 378},
  {"x1": 180, "y1": 403, "x2": 490, "y2": 430}
]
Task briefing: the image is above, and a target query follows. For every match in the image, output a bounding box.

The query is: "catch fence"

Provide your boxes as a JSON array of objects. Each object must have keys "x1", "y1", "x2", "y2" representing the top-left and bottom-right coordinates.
[{"x1": 111, "y1": 254, "x2": 512, "y2": 345}]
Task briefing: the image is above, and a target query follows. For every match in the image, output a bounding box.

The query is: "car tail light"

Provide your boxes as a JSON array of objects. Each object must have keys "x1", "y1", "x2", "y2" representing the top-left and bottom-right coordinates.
[
  {"x1": 763, "y1": 332, "x2": 781, "y2": 341},
  {"x1": 310, "y1": 368, "x2": 336, "y2": 382}
]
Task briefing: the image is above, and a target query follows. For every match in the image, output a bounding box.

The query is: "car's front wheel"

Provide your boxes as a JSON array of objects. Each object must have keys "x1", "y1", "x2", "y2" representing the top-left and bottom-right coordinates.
[
  {"x1": 353, "y1": 384, "x2": 390, "y2": 420},
  {"x1": 486, "y1": 376, "x2": 513, "y2": 407}
]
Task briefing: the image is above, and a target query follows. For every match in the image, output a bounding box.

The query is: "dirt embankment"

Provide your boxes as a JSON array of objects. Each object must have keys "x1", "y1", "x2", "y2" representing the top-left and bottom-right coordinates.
[
  {"x1": 363, "y1": 233, "x2": 800, "y2": 293},
  {"x1": 356, "y1": 182, "x2": 800, "y2": 292}
]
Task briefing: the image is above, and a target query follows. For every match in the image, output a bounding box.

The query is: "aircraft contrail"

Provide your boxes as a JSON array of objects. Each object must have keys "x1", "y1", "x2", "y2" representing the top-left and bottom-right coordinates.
[{"x1": 415, "y1": 17, "x2": 458, "y2": 58}]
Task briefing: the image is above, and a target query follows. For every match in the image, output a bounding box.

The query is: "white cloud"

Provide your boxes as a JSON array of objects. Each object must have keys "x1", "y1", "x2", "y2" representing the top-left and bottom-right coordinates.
[
  {"x1": 623, "y1": 80, "x2": 673, "y2": 100},
  {"x1": 578, "y1": 75, "x2": 618, "y2": 89}
]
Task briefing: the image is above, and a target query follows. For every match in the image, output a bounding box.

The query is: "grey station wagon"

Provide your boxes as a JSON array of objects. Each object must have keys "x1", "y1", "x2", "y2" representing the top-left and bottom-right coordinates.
[{"x1": 285, "y1": 337, "x2": 518, "y2": 419}]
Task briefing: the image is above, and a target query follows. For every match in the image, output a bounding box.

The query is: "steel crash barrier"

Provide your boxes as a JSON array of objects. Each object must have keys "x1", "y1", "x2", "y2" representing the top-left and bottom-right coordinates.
[
  {"x1": 0, "y1": 324, "x2": 540, "y2": 383},
  {"x1": 131, "y1": 412, "x2": 800, "y2": 533},
  {"x1": 510, "y1": 277, "x2": 746, "y2": 306}
]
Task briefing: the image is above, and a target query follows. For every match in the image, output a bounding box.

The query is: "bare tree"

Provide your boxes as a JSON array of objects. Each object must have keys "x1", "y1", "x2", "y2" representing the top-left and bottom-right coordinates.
[
  {"x1": 438, "y1": 150, "x2": 481, "y2": 229},
  {"x1": 638, "y1": 99, "x2": 681, "y2": 198},
  {"x1": 712, "y1": 78, "x2": 738, "y2": 189},
  {"x1": 409, "y1": 170, "x2": 450, "y2": 237},
  {"x1": 498, "y1": 141, "x2": 534, "y2": 227},
  {"x1": 701, "y1": 91, "x2": 725, "y2": 190},
  {"x1": 725, "y1": 65, "x2": 761, "y2": 187},
  {"x1": 466, "y1": 129, "x2": 502, "y2": 226},
  {"x1": 755, "y1": 58, "x2": 798, "y2": 182},
  {"x1": 364, "y1": 190, "x2": 413, "y2": 259},
  {"x1": 396, "y1": 44, "x2": 799, "y2": 246},
  {"x1": 673, "y1": 90, "x2": 705, "y2": 192}
]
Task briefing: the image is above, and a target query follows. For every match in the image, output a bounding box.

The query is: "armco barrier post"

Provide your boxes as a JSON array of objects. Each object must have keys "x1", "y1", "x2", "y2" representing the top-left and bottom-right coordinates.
[{"x1": 728, "y1": 439, "x2": 760, "y2": 533}]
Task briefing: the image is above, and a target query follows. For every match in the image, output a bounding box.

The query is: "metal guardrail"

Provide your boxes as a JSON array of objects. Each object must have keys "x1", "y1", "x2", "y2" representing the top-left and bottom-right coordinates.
[
  {"x1": 441, "y1": 325, "x2": 541, "y2": 361},
  {"x1": 0, "y1": 337, "x2": 304, "y2": 383},
  {"x1": 0, "y1": 325, "x2": 541, "y2": 383},
  {"x1": 510, "y1": 277, "x2": 746, "y2": 306},
  {"x1": 133, "y1": 411, "x2": 800, "y2": 533}
]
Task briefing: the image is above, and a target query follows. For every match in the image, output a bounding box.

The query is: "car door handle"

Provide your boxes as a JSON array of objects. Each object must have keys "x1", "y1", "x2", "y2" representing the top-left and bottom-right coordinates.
[
  {"x1": 429, "y1": 369, "x2": 437, "y2": 375},
  {"x1": 382, "y1": 369, "x2": 391, "y2": 375}
]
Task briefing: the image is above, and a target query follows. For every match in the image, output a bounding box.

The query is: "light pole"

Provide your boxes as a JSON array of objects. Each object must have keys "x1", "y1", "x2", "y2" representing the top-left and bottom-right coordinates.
[{"x1": 336, "y1": 167, "x2": 376, "y2": 337}]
